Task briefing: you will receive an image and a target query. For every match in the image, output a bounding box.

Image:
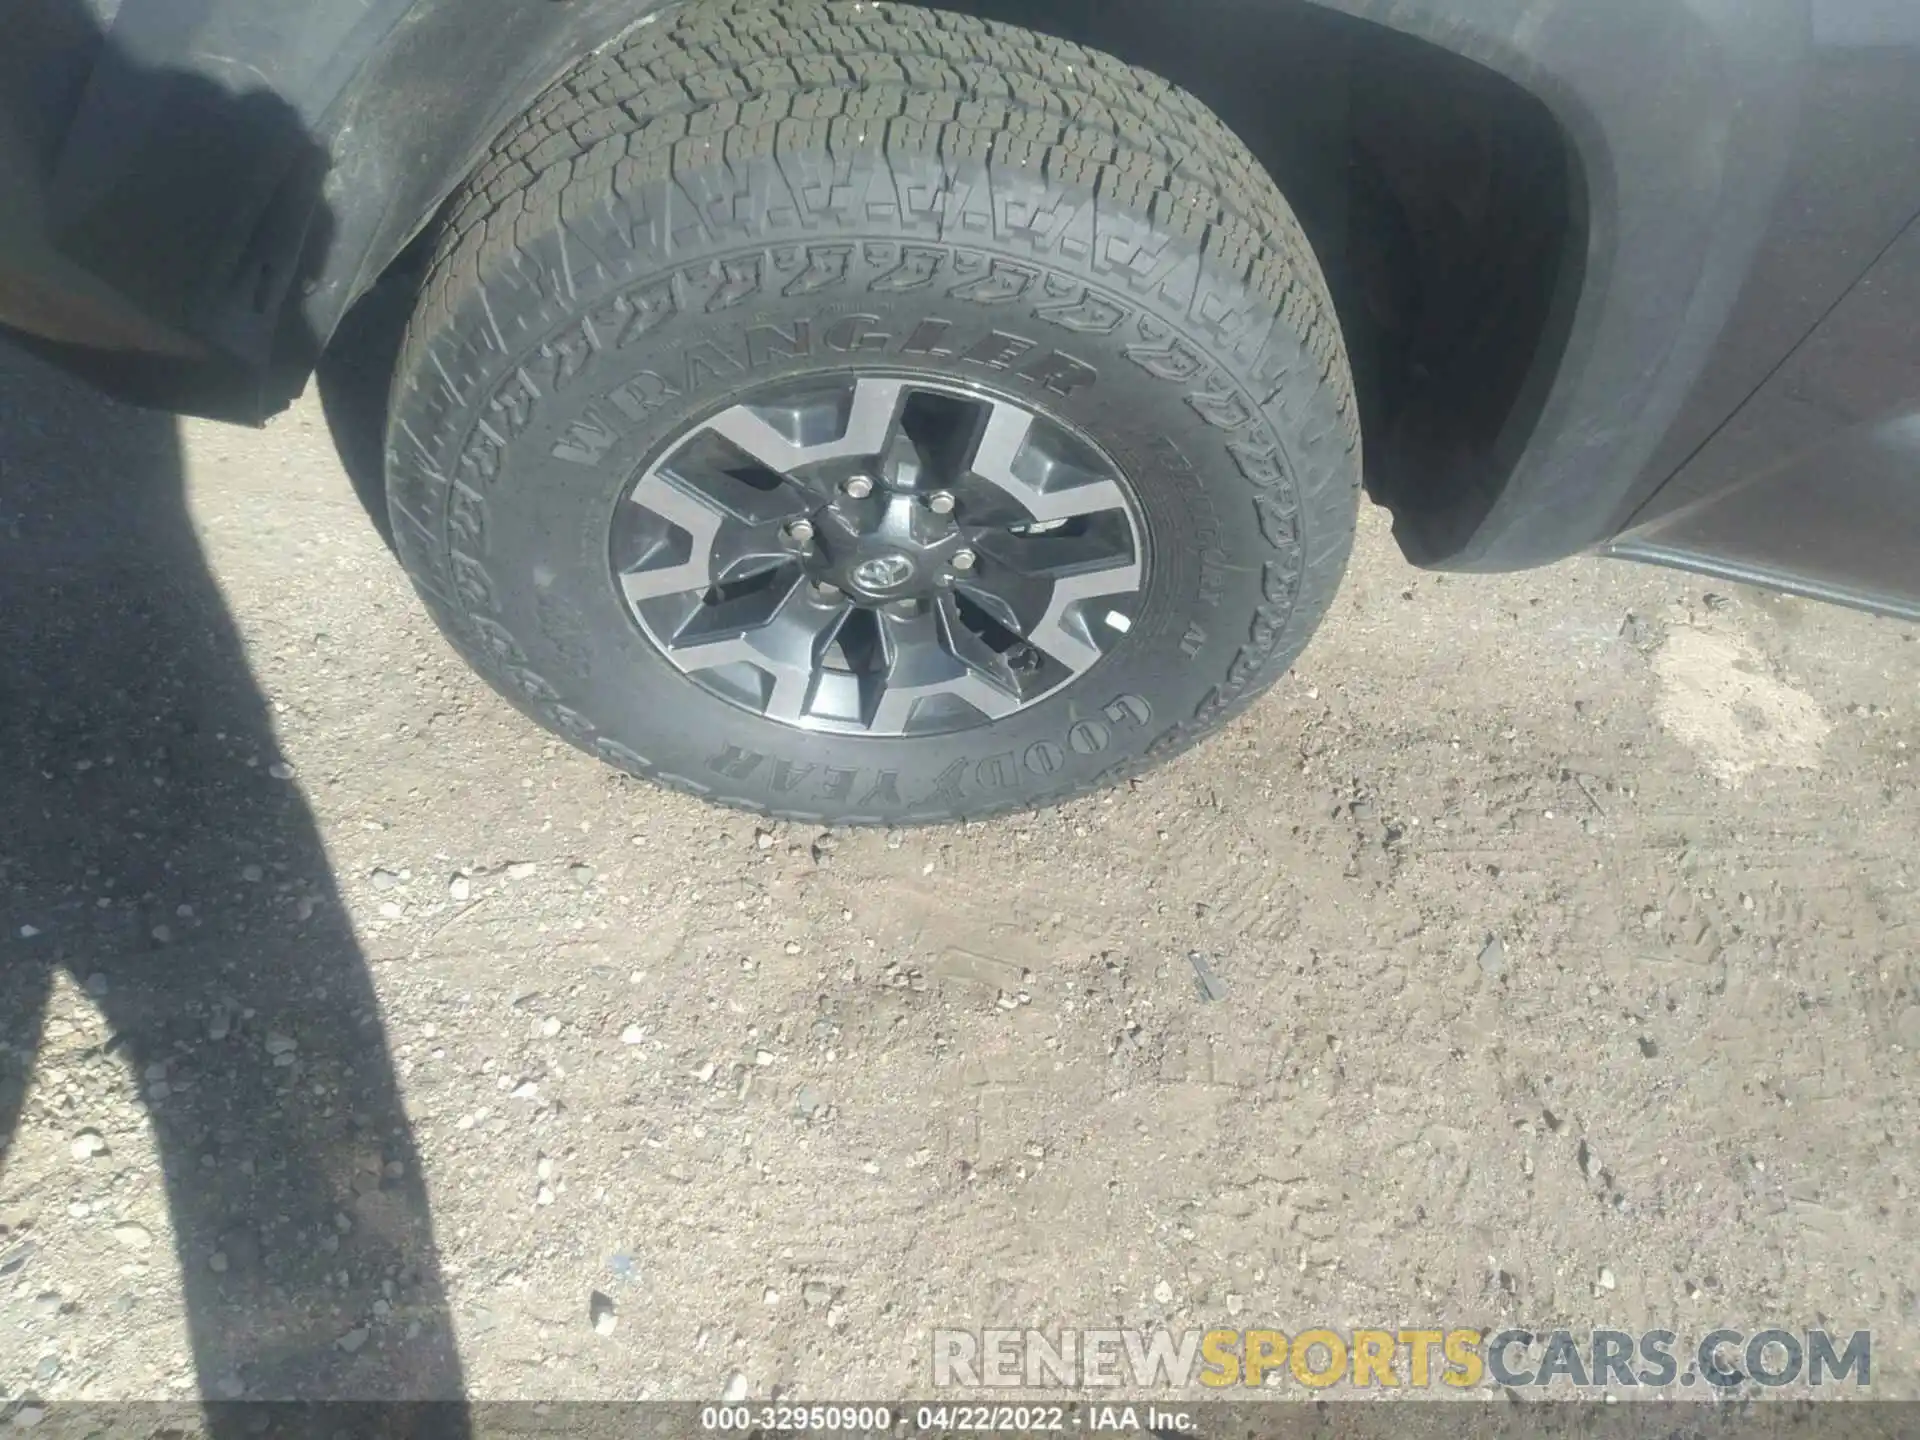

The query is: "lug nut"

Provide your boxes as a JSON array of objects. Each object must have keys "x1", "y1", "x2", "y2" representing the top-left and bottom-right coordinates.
[
  {"x1": 949, "y1": 548, "x2": 976, "y2": 572},
  {"x1": 784, "y1": 518, "x2": 815, "y2": 544},
  {"x1": 843, "y1": 476, "x2": 874, "y2": 499},
  {"x1": 924, "y1": 490, "x2": 956, "y2": 515}
]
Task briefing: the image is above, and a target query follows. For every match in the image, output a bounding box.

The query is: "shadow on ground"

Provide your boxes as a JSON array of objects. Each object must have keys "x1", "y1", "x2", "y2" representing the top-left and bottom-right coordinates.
[{"x1": 0, "y1": 343, "x2": 466, "y2": 1412}]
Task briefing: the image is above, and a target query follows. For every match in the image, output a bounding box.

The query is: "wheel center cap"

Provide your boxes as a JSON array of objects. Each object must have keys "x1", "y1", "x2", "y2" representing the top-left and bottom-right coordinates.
[{"x1": 849, "y1": 551, "x2": 918, "y2": 594}]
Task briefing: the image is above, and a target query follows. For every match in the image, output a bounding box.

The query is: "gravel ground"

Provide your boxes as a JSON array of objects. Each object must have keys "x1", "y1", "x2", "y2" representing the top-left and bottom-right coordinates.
[{"x1": 2, "y1": 342, "x2": 1918, "y2": 1405}]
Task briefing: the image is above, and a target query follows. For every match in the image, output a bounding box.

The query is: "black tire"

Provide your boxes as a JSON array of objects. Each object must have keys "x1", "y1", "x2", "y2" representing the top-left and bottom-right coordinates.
[{"x1": 384, "y1": 0, "x2": 1360, "y2": 824}]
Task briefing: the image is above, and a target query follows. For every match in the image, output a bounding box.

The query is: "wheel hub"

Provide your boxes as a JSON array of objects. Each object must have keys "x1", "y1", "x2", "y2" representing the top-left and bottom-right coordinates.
[{"x1": 609, "y1": 375, "x2": 1146, "y2": 737}]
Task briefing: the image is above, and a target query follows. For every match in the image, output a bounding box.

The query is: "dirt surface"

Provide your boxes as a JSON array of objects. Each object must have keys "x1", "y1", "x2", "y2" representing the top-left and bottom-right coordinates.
[{"x1": 3, "y1": 344, "x2": 1918, "y2": 1405}]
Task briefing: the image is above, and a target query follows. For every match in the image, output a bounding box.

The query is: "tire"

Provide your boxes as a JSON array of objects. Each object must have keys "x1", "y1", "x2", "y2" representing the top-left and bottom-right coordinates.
[{"x1": 384, "y1": 0, "x2": 1361, "y2": 825}]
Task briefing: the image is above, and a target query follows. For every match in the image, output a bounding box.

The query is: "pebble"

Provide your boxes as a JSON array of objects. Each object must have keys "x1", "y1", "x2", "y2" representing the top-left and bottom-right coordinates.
[
  {"x1": 1599, "y1": 1267, "x2": 1617, "y2": 1291},
  {"x1": 1478, "y1": 935, "x2": 1507, "y2": 978},
  {"x1": 536, "y1": 1186, "x2": 555, "y2": 1207},
  {"x1": 536, "y1": 1157, "x2": 555, "y2": 1181},
  {"x1": 337, "y1": 1327, "x2": 370, "y2": 1354},
  {"x1": 111, "y1": 1222, "x2": 153, "y2": 1250},
  {"x1": 590, "y1": 1290, "x2": 618, "y2": 1335},
  {"x1": 803, "y1": 1281, "x2": 833, "y2": 1309},
  {"x1": 693, "y1": 1061, "x2": 716, "y2": 1083},
  {"x1": 264, "y1": 1033, "x2": 297, "y2": 1057},
  {"x1": 240, "y1": 865, "x2": 264, "y2": 883},
  {"x1": 507, "y1": 862, "x2": 538, "y2": 880},
  {"x1": 794, "y1": 1085, "x2": 826, "y2": 1119},
  {"x1": 70, "y1": 1129, "x2": 108, "y2": 1161},
  {"x1": 150, "y1": 924, "x2": 173, "y2": 945},
  {"x1": 764, "y1": 1288, "x2": 780, "y2": 1305},
  {"x1": 1226, "y1": 1293, "x2": 1245, "y2": 1316},
  {"x1": 208, "y1": 1010, "x2": 231, "y2": 1041},
  {"x1": 370, "y1": 868, "x2": 402, "y2": 891},
  {"x1": 68, "y1": 1202, "x2": 91, "y2": 1219},
  {"x1": 540, "y1": 1017, "x2": 562, "y2": 1038},
  {"x1": 378, "y1": 902, "x2": 404, "y2": 919},
  {"x1": 18, "y1": 924, "x2": 41, "y2": 939},
  {"x1": 1153, "y1": 1280, "x2": 1174, "y2": 1305},
  {"x1": 755, "y1": 832, "x2": 775, "y2": 851},
  {"x1": 569, "y1": 864, "x2": 595, "y2": 885},
  {"x1": 268, "y1": 761, "x2": 296, "y2": 780},
  {"x1": 755, "y1": 1050, "x2": 775, "y2": 1067},
  {"x1": 449, "y1": 876, "x2": 472, "y2": 902},
  {"x1": 620, "y1": 1024, "x2": 645, "y2": 1045},
  {"x1": 721, "y1": 1372, "x2": 749, "y2": 1403},
  {"x1": 1, "y1": 1241, "x2": 38, "y2": 1277},
  {"x1": 209, "y1": 1251, "x2": 230, "y2": 1274},
  {"x1": 511, "y1": 1080, "x2": 538, "y2": 1099}
]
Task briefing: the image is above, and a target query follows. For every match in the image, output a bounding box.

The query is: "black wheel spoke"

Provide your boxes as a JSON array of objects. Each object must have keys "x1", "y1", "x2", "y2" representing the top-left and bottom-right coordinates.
[{"x1": 612, "y1": 376, "x2": 1144, "y2": 736}]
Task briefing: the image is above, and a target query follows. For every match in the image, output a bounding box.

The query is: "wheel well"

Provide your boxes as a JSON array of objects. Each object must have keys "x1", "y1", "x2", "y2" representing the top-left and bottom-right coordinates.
[
  {"x1": 327, "y1": 0, "x2": 1584, "y2": 564},
  {"x1": 906, "y1": 0, "x2": 1587, "y2": 563}
]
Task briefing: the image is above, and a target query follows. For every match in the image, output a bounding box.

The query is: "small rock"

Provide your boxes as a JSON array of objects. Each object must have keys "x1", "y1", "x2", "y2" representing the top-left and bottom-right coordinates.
[
  {"x1": 721, "y1": 1371, "x2": 749, "y2": 1403},
  {"x1": 1599, "y1": 1267, "x2": 1617, "y2": 1291},
  {"x1": 1478, "y1": 935, "x2": 1507, "y2": 978},
  {"x1": 536, "y1": 1185, "x2": 555, "y2": 1207},
  {"x1": 1153, "y1": 1279, "x2": 1174, "y2": 1305},
  {"x1": 1226, "y1": 1293, "x2": 1245, "y2": 1316},
  {"x1": 240, "y1": 865, "x2": 264, "y2": 883},
  {"x1": 208, "y1": 1010, "x2": 231, "y2": 1041},
  {"x1": 511, "y1": 1080, "x2": 538, "y2": 1099},
  {"x1": 620, "y1": 1024, "x2": 645, "y2": 1045},
  {"x1": 1640, "y1": 907, "x2": 1662, "y2": 931},
  {"x1": 507, "y1": 862, "x2": 538, "y2": 880},
  {"x1": 111, "y1": 1222, "x2": 153, "y2": 1251},
  {"x1": 0, "y1": 1241, "x2": 37, "y2": 1277},
  {"x1": 826, "y1": 1303, "x2": 847, "y2": 1327},
  {"x1": 803, "y1": 1281, "x2": 833, "y2": 1309},
  {"x1": 590, "y1": 1290, "x2": 618, "y2": 1334},
  {"x1": 70, "y1": 1129, "x2": 108, "y2": 1161},
  {"x1": 693, "y1": 1060, "x2": 716, "y2": 1082},
  {"x1": 378, "y1": 901, "x2": 404, "y2": 919},
  {"x1": 794, "y1": 1085, "x2": 826, "y2": 1119},
  {"x1": 448, "y1": 875, "x2": 472, "y2": 901},
  {"x1": 68, "y1": 1201, "x2": 91, "y2": 1219},
  {"x1": 337, "y1": 1326, "x2": 370, "y2": 1354},
  {"x1": 33, "y1": 1355, "x2": 59, "y2": 1383},
  {"x1": 569, "y1": 864, "x2": 595, "y2": 885},
  {"x1": 536, "y1": 1157, "x2": 555, "y2": 1181},
  {"x1": 755, "y1": 831, "x2": 775, "y2": 851},
  {"x1": 18, "y1": 924, "x2": 41, "y2": 939},
  {"x1": 755, "y1": 1050, "x2": 775, "y2": 1067},
  {"x1": 209, "y1": 1251, "x2": 230, "y2": 1274},
  {"x1": 150, "y1": 923, "x2": 173, "y2": 945},
  {"x1": 540, "y1": 1016, "x2": 562, "y2": 1038},
  {"x1": 784, "y1": 941, "x2": 801, "y2": 955},
  {"x1": 370, "y1": 868, "x2": 402, "y2": 891},
  {"x1": 763, "y1": 1287, "x2": 780, "y2": 1305},
  {"x1": 267, "y1": 761, "x2": 296, "y2": 780},
  {"x1": 264, "y1": 1033, "x2": 297, "y2": 1057}
]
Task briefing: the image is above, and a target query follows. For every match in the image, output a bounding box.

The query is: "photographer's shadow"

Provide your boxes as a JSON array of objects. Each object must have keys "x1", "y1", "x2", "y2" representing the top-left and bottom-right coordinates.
[{"x1": 0, "y1": 342, "x2": 466, "y2": 1406}]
